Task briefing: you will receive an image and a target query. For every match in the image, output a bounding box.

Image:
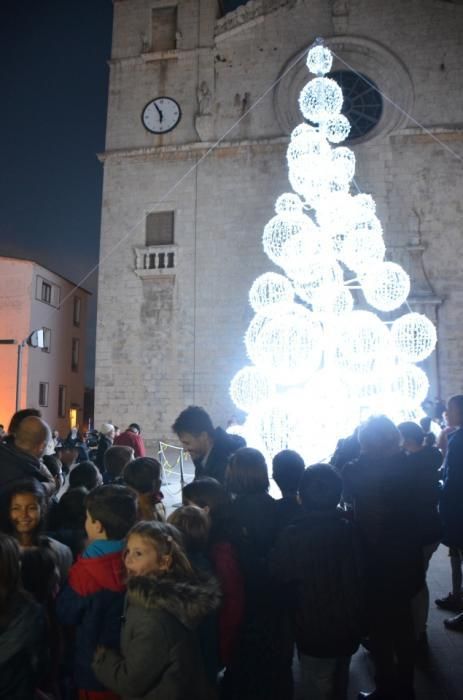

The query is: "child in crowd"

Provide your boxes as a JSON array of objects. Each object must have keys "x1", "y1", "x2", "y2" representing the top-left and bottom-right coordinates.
[
  {"x1": 56, "y1": 484, "x2": 138, "y2": 700},
  {"x1": 182, "y1": 478, "x2": 245, "y2": 670},
  {"x1": 1, "y1": 478, "x2": 73, "y2": 581},
  {"x1": 168, "y1": 504, "x2": 211, "y2": 568},
  {"x1": 103, "y1": 445, "x2": 134, "y2": 484},
  {"x1": 271, "y1": 464, "x2": 365, "y2": 700},
  {"x1": 69, "y1": 460, "x2": 103, "y2": 491},
  {"x1": 122, "y1": 457, "x2": 166, "y2": 521},
  {"x1": 48, "y1": 486, "x2": 89, "y2": 559},
  {"x1": 225, "y1": 448, "x2": 282, "y2": 700},
  {"x1": 21, "y1": 542, "x2": 63, "y2": 697},
  {"x1": 92, "y1": 520, "x2": 221, "y2": 699},
  {"x1": 168, "y1": 505, "x2": 220, "y2": 683},
  {"x1": 272, "y1": 449, "x2": 305, "y2": 531},
  {"x1": 0, "y1": 533, "x2": 48, "y2": 698}
]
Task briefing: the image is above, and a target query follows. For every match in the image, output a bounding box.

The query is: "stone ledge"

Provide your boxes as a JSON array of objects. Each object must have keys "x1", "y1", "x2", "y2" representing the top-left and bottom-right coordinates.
[
  {"x1": 391, "y1": 125, "x2": 463, "y2": 144},
  {"x1": 215, "y1": 0, "x2": 298, "y2": 41},
  {"x1": 108, "y1": 46, "x2": 213, "y2": 67},
  {"x1": 97, "y1": 136, "x2": 288, "y2": 162}
]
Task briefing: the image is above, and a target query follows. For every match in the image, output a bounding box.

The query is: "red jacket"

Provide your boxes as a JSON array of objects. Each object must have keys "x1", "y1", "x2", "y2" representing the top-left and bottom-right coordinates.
[
  {"x1": 113, "y1": 430, "x2": 145, "y2": 457},
  {"x1": 209, "y1": 541, "x2": 245, "y2": 665}
]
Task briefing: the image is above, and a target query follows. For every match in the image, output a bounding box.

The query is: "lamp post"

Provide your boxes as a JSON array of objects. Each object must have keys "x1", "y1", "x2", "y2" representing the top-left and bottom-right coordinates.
[{"x1": 0, "y1": 330, "x2": 45, "y2": 412}]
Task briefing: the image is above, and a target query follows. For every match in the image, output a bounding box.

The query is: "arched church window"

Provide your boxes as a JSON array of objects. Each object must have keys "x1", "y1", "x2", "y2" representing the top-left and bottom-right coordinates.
[{"x1": 326, "y1": 70, "x2": 383, "y2": 141}]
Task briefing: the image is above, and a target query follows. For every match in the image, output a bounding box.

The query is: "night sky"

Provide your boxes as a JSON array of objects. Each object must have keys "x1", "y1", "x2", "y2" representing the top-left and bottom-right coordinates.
[{"x1": 0, "y1": 0, "x2": 114, "y2": 384}]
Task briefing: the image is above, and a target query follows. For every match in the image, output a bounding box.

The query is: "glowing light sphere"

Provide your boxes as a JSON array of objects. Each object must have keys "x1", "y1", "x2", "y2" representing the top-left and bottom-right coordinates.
[
  {"x1": 311, "y1": 284, "x2": 354, "y2": 316},
  {"x1": 330, "y1": 147, "x2": 356, "y2": 185},
  {"x1": 315, "y1": 192, "x2": 357, "y2": 253},
  {"x1": 250, "y1": 400, "x2": 301, "y2": 463},
  {"x1": 249, "y1": 272, "x2": 295, "y2": 312},
  {"x1": 340, "y1": 229, "x2": 385, "y2": 271},
  {"x1": 244, "y1": 310, "x2": 272, "y2": 360},
  {"x1": 350, "y1": 214, "x2": 383, "y2": 237},
  {"x1": 391, "y1": 312, "x2": 437, "y2": 363},
  {"x1": 362, "y1": 262, "x2": 410, "y2": 312},
  {"x1": 262, "y1": 213, "x2": 318, "y2": 266},
  {"x1": 353, "y1": 193, "x2": 376, "y2": 217},
  {"x1": 299, "y1": 77, "x2": 343, "y2": 123},
  {"x1": 390, "y1": 364, "x2": 430, "y2": 406},
  {"x1": 290, "y1": 123, "x2": 317, "y2": 140},
  {"x1": 229, "y1": 366, "x2": 274, "y2": 412},
  {"x1": 320, "y1": 114, "x2": 351, "y2": 143},
  {"x1": 306, "y1": 45, "x2": 333, "y2": 75},
  {"x1": 292, "y1": 261, "x2": 343, "y2": 301},
  {"x1": 275, "y1": 193, "x2": 304, "y2": 216},
  {"x1": 279, "y1": 228, "x2": 329, "y2": 278},
  {"x1": 248, "y1": 306, "x2": 324, "y2": 384},
  {"x1": 287, "y1": 129, "x2": 331, "y2": 163},
  {"x1": 330, "y1": 311, "x2": 391, "y2": 372}
]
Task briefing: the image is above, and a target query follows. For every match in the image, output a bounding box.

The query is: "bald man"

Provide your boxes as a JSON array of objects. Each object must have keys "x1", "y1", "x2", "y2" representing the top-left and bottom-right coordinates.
[{"x1": 0, "y1": 415, "x2": 55, "y2": 493}]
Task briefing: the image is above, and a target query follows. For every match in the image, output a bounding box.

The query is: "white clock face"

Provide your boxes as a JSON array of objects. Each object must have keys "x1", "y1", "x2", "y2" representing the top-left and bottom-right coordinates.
[{"x1": 142, "y1": 97, "x2": 181, "y2": 134}]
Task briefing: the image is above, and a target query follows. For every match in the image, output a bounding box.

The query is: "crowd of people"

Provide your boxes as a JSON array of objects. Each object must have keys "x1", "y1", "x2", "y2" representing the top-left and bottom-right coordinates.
[{"x1": 0, "y1": 397, "x2": 462, "y2": 700}]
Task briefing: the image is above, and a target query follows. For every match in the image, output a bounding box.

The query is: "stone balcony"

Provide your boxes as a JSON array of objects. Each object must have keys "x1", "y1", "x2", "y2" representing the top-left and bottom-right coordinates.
[{"x1": 133, "y1": 244, "x2": 176, "y2": 279}]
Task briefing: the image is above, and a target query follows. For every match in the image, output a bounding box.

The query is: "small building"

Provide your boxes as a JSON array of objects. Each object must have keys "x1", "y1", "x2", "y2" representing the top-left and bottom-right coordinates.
[{"x1": 0, "y1": 256, "x2": 90, "y2": 435}]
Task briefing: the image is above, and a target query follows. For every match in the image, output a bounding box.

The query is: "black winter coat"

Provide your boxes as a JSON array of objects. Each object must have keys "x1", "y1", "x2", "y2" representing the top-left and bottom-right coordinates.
[
  {"x1": 93, "y1": 572, "x2": 221, "y2": 700},
  {"x1": 271, "y1": 510, "x2": 365, "y2": 658},
  {"x1": 0, "y1": 593, "x2": 47, "y2": 699},
  {"x1": 342, "y1": 451, "x2": 424, "y2": 601},
  {"x1": 405, "y1": 446, "x2": 442, "y2": 545},
  {"x1": 230, "y1": 492, "x2": 278, "y2": 606},
  {"x1": 193, "y1": 427, "x2": 245, "y2": 483},
  {"x1": 440, "y1": 428, "x2": 463, "y2": 548},
  {"x1": 0, "y1": 442, "x2": 51, "y2": 491}
]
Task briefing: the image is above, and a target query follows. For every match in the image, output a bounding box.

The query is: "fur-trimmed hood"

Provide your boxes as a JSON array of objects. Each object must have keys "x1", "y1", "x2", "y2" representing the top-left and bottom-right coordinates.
[{"x1": 127, "y1": 572, "x2": 221, "y2": 630}]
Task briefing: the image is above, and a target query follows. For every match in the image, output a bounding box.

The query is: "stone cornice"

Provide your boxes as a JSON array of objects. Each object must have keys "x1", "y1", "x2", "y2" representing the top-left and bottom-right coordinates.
[
  {"x1": 97, "y1": 135, "x2": 288, "y2": 163},
  {"x1": 108, "y1": 46, "x2": 213, "y2": 68},
  {"x1": 215, "y1": 0, "x2": 300, "y2": 41},
  {"x1": 391, "y1": 125, "x2": 463, "y2": 144}
]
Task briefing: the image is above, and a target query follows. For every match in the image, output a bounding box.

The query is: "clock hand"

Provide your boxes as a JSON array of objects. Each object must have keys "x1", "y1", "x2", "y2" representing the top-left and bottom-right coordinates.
[{"x1": 154, "y1": 103, "x2": 163, "y2": 122}]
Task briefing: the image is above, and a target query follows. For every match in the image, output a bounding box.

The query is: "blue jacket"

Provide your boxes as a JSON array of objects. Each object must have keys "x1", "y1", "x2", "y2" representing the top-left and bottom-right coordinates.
[{"x1": 56, "y1": 540, "x2": 126, "y2": 691}]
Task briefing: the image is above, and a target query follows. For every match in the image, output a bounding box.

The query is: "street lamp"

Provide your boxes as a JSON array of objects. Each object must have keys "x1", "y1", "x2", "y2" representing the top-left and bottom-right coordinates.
[{"x1": 0, "y1": 329, "x2": 46, "y2": 411}]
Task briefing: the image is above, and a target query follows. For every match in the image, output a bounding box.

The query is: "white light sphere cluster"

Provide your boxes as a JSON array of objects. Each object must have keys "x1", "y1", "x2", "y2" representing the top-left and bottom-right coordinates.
[{"x1": 229, "y1": 42, "x2": 437, "y2": 465}]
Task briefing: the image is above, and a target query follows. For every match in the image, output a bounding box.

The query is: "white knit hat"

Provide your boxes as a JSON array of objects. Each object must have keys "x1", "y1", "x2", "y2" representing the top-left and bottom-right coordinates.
[{"x1": 100, "y1": 423, "x2": 115, "y2": 436}]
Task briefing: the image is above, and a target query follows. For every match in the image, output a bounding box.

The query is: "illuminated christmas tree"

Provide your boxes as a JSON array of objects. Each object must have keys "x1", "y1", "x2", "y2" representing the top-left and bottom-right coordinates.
[{"x1": 229, "y1": 42, "x2": 437, "y2": 465}]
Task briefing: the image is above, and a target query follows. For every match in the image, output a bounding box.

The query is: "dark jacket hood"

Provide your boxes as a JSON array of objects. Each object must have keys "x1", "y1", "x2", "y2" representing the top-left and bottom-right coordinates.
[{"x1": 127, "y1": 572, "x2": 221, "y2": 630}]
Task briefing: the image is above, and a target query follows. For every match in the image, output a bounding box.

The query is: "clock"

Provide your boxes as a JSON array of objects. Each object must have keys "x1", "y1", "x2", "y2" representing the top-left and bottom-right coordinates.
[{"x1": 141, "y1": 97, "x2": 181, "y2": 134}]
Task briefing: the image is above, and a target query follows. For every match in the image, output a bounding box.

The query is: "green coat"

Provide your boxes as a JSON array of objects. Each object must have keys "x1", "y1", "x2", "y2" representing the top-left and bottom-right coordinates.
[{"x1": 93, "y1": 573, "x2": 221, "y2": 700}]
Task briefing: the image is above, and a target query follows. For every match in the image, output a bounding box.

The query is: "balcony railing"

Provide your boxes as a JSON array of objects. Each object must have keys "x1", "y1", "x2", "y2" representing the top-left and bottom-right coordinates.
[{"x1": 133, "y1": 245, "x2": 176, "y2": 278}]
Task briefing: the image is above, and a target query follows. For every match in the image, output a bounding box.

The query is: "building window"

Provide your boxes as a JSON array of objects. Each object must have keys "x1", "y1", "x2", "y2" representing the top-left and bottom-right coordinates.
[
  {"x1": 71, "y1": 338, "x2": 79, "y2": 372},
  {"x1": 39, "y1": 382, "x2": 49, "y2": 407},
  {"x1": 41, "y1": 281, "x2": 52, "y2": 304},
  {"x1": 36, "y1": 276, "x2": 60, "y2": 307},
  {"x1": 73, "y1": 297, "x2": 81, "y2": 327},
  {"x1": 326, "y1": 71, "x2": 383, "y2": 141},
  {"x1": 58, "y1": 385, "x2": 66, "y2": 418},
  {"x1": 41, "y1": 328, "x2": 51, "y2": 353},
  {"x1": 151, "y1": 7, "x2": 177, "y2": 51},
  {"x1": 146, "y1": 211, "x2": 174, "y2": 246}
]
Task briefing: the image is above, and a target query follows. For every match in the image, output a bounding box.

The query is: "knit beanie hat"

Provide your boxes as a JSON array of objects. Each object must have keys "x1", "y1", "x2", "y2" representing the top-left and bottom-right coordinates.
[{"x1": 100, "y1": 423, "x2": 115, "y2": 436}]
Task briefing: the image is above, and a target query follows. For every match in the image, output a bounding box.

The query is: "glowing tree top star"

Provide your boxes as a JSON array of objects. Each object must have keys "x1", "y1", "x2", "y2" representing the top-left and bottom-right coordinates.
[{"x1": 228, "y1": 42, "x2": 437, "y2": 465}]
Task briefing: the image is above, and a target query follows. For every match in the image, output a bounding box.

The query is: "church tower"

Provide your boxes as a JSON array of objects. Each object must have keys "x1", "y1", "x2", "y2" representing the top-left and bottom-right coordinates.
[{"x1": 96, "y1": 0, "x2": 463, "y2": 446}]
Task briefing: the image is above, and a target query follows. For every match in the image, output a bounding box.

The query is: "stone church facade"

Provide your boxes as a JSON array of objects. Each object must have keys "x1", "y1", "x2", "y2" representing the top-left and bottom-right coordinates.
[{"x1": 96, "y1": 0, "x2": 463, "y2": 448}]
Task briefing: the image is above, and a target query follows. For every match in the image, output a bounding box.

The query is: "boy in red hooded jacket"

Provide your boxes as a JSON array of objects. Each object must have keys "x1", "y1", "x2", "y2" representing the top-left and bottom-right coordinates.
[{"x1": 57, "y1": 485, "x2": 137, "y2": 700}]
